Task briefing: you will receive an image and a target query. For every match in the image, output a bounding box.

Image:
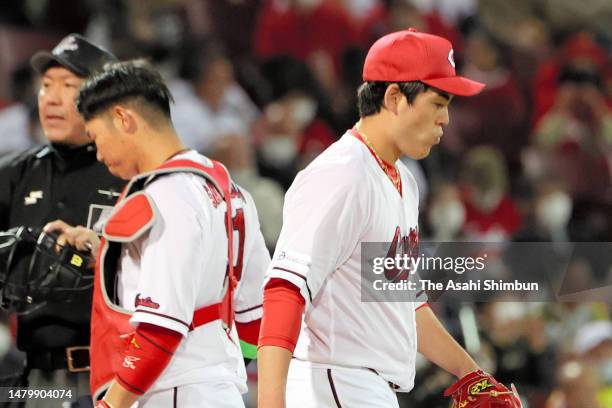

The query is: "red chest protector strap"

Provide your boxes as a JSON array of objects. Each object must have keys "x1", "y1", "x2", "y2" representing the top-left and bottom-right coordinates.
[{"x1": 158, "y1": 159, "x2": 237, "y2": 330}]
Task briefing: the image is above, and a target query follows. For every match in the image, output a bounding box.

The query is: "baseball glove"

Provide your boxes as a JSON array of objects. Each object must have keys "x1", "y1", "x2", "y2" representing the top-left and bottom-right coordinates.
[{"x1": 444, "y1": 370, "x2": 522, "y2": 408}]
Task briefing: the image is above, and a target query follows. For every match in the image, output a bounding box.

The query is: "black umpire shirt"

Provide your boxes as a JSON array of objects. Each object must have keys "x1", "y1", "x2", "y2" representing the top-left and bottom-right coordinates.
[{"x1": 0, "y1": 142, "x2": 125, "y2": 352}]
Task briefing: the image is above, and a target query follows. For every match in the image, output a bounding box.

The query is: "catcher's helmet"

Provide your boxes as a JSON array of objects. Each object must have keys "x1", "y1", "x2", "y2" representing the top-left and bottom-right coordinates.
[{"x1": 0, "y1": 226, "x2": 93, "y2": 314}]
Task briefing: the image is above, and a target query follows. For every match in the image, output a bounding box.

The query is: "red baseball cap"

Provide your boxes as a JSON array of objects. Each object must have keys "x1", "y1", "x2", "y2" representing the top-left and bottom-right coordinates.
[{"x1": 363, "y1": 28, "x2": 485, "y2": 96}]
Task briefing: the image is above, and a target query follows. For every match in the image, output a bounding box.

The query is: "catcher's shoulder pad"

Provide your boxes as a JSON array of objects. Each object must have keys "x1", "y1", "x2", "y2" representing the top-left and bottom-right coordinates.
[{"x1": 103, "y1": 192, "x2": 156, "y2": 242}]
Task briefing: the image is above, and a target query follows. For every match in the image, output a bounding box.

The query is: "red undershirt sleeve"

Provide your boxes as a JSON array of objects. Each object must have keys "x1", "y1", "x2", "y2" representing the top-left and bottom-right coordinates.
[{"x1": 258, "y1": 278, "x2": 305, "y2": 353}]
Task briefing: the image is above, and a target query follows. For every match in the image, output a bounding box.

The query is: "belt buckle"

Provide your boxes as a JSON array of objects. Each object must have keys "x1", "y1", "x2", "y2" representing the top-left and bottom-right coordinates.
[{"x1": 66, "y1": 346, "x2": 90, "y2": 373}]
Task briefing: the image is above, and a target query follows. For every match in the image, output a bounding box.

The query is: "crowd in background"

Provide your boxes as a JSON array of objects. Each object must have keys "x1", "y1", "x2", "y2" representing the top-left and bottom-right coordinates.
[{"x1": 0, "y1": 0, "x2": 610, "y2": 407}]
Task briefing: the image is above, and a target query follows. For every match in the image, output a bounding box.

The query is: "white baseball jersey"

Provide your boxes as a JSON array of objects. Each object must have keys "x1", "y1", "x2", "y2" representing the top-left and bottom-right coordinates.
[
  {"x1": 266, "y1": 130, "x2": 427, "y2": 393},
  {"x1": 115, "y1": 150, "x2": 269, "y2": 395}
]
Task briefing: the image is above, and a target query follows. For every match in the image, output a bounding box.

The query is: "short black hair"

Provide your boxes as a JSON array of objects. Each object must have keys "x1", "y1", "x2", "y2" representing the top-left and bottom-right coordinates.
[
  {"x1": 76, "y1": 59, "x2": 174, "y2": 122},
  {"x1": 357, "y1": 81, "x2": 449, "y2": 117}
]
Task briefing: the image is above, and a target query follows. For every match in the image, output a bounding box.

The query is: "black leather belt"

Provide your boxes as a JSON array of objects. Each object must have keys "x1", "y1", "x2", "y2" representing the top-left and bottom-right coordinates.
[{"x1": 26, "y1": 346, "x2": 90, "y2": 372}]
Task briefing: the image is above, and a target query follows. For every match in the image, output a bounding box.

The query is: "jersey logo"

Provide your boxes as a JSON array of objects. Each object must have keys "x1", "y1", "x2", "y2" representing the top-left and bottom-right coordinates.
[
  {"x1": 122, "y1": 355, "x2": 140, "y2": 370},
  {"x1": 384, "y1": 226, "x2": 419, "y2": 282},
  {"x1": 24, "y1": 190, "x2": 43, "y2": 205},
  {"x1": 134, "y1": 293, "x2": 160, "y2": 309},
  {"x1": 275, "y1": 250, "x2": 311, "y2": 267}
]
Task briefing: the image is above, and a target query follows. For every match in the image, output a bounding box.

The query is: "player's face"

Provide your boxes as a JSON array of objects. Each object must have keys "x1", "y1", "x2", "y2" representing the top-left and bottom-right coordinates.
[
  {"x1": 85, "y1": 115, "x2": 139, "y2": 180},
  {"x1": 38, "y1": 67, "x2": 90, "y2": 146},
  {"x1": 393, "y1": 89, "x2": 452, "y2": 160}
]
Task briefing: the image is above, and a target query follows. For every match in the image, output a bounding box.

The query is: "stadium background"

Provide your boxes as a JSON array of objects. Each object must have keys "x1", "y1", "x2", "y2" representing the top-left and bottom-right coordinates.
[{"x1": 0, "y1": 0, "x2": 610, "y2": 407}]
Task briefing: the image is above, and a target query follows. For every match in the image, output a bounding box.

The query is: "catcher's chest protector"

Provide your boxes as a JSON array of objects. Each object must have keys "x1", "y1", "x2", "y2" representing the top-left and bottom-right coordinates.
[{"x1": 89, "y1": 159, "x2": 236, "y2": 400}]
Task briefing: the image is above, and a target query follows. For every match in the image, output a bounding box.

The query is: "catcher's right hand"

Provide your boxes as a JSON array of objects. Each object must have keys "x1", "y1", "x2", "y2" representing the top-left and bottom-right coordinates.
[{"x1": 444, "y1": 370, "x2": 522, "y2": 408}]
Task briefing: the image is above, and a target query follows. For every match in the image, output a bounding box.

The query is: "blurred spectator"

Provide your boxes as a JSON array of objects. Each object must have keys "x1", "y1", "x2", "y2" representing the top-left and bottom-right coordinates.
[
  {"x1": 479, "y1": 303, "x2": 557, "y2": 406},
  {"x1": 541, "y1": 0, "x2": 612, "y2": 41},
  {"x1": 521, "y1": 145, "x2": 611, "y2": 238},
  {"x1": 124, "y1": 0, "x2": 187, "y2": 55},
  {"x1": 546, "y1": 320, "x2": 612, "y2": 408},
  {"x1": 255, "y1": 56, "x2": 336, "y2": 189},
  {"x1": 256, "y1": 89, "x2": 335, "y2": 190},
  {"x1": 85, "y1": 0, "x2": 193, "y2": 62},
  {"x1": 170, "y1": 44, "x2": 259, "y2": 153},
  {"x1": 514, "y1": 180, "x2": 573, "y2": 242},
  {"x1": 10, "y1": 0, "x2": 92, "y2": 33},
  {"x1": 204, "y1": 0, "x2": 262, "y2": 58},
  {"x1": 341, "y1": 0, "x2": 388, "y2": 46},
  {"x1": 253, "y1": 0, "x2": 358, "y2": 93},
  {"x1": 83, "y1": 0, "x2": 130, "y2": 54},
  {"x1": 497, "y1": 17, "x2": 553, "y2": 125},
  {"x1": 460, "y1": 146, "x2": 522, "y2": 241},
  {"x1": 528, "y1": 63, "x2": 612, "y2": 203},
  {"x1": 387, "y1": 0, "x2": 464, "y2": 56},
  {"x1": 574, "y1": 321, "x2": 612, "y2": 407},
  {"x1": 444, "y1": 29, "x2": 527, "y2": 165},
  {"x1": 546, "y1": 360, "x2": 605, "y2": 408},
  {"x1": 546, "y1": 303, "x2": 610, "y2": 352},
  {"x1": 478, "y1": 0, "x2": 542, "y2": 51},
  {"x1": 427, "y1": 182, "x2": 466, "y2": 241},
  {"x1": 409, "y1": 0, "x2": 477, "y2": 26},
  {"x1": 532, "y1": 32, "x2": 610, "y2": 127},
  {"x1": 574, "y1": 320, "x2": 612, "y2": 356},
  {"x1": 0, "y1": 63, "x2": 41, "y2": 156},
  {"x1": 534, "y1": 67, "x2": 612, "y2": 151},
  {"x1": 209, "y1": 134, "x2": 284, "y2": 249}
]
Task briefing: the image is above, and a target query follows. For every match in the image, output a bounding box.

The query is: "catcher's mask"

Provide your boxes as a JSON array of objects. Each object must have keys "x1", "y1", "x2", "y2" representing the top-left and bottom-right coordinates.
[{"x1": 0, "y1": 226, "x2": 93, "y2": 314}]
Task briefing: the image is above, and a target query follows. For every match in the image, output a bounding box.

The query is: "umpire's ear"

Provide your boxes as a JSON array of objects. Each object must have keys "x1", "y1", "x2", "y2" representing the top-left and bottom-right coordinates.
[{"x1": 382, "y1": 83, "x2": 403, "y2": 115}]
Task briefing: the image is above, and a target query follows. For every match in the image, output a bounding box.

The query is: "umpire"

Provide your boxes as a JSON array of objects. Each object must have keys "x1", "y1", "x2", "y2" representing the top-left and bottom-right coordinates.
[{"x1": 0, "y1": 34, "x2": 124, "y2": 407}]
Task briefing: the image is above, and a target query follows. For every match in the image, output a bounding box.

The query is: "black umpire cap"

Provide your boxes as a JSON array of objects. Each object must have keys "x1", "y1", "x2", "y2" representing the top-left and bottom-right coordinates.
[{"x1": 30, "y1": 33, "x2": 117, "y2": 77}]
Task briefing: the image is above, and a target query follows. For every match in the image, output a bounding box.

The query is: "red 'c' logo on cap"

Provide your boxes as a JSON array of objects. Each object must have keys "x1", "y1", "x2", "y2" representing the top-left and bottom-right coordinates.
[{"x1": 448, "y1": 49, "x2": 455, "y2": 68}]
